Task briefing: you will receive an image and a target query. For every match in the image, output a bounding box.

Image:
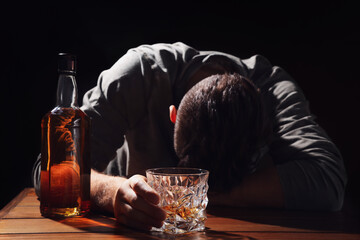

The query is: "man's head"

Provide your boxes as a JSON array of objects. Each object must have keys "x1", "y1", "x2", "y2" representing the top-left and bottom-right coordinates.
[{"x1": 172, "y1": 73, "x2": 270, "y2": 192}]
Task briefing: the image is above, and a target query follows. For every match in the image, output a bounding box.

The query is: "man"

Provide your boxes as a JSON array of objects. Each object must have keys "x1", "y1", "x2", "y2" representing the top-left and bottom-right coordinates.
[{"x1": 33, "y1": 42, "x2": 347, "y2": 231}]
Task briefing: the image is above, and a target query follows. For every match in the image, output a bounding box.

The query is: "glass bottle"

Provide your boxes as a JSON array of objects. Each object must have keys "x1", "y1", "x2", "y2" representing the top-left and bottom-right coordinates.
[{"x1": 40, "y1": 53, "x2": 91, "y2": 217}]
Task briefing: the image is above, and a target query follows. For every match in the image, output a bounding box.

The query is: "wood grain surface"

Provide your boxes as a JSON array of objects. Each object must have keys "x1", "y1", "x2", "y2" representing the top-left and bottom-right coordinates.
[{"x1": 1, "y1": 188, "x2": 359, "y2": 239}]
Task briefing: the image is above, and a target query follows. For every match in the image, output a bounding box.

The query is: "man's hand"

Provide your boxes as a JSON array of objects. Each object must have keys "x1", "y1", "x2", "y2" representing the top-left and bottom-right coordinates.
[
  {"x1": 113, "y1": 175, "x2": 167, "y2": 231},
  {"x1": 91, "y1": 170, "x2": 166, "y2": 231}
]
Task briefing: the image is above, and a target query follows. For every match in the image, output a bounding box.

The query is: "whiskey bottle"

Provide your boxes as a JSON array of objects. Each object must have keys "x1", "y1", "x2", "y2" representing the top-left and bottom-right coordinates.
[{"x1": 40, "y1": 53, "x2": 91, "y2": 217}]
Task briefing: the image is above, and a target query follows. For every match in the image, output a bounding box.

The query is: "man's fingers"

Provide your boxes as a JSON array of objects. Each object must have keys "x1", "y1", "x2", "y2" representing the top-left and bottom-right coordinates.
[
  {"x1": 122, "y1": 181, "x2": 166, "y2": 221},
  {"x1": 115, "y1": 201, "x2": 163, "y2": 230},
  {"x1": 113, "y1": 175, "x2": 167, "y2": 231},
  {"x1": 129, "y1": 175, "x2": 160, "y2": 205}
]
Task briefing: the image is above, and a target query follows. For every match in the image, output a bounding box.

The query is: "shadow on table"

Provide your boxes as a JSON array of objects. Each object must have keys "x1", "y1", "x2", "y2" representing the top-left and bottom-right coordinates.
[
  {"x1": 56, "y1": 214, "x2": 152, "y2": 238},
  {"x1": 56, "y1": 213, "x2": 257, "y2": 239},
  {"x1": 149, "y1": 229, "x2": 256, "y2": 240},
  {"x1": 206, "y1": 205, "x2": 360, "y2": 234}
]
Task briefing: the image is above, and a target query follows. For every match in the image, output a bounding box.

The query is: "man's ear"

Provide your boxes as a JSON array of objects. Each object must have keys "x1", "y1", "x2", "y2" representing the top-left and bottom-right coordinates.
[{"x1": 169, "y1": 105, "x2": 177, "y2": 124}]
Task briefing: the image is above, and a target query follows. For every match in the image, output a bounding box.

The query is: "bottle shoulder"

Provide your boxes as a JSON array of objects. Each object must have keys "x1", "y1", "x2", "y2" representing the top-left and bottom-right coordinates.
[{"x1": 41, "y1": 107, "x2": 90, "y2": 127}]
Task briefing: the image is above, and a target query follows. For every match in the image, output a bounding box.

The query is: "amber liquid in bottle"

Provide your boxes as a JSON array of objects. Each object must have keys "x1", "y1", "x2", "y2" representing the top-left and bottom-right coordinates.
[{"x1": 40, "y1": 54, "x2": 90, "y2": 217}]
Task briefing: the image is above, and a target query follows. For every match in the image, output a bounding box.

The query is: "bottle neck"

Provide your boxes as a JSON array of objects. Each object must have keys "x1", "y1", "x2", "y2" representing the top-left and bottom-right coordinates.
[{"x1": 56, "y1": 73, "x2": 78, "y2": 108}]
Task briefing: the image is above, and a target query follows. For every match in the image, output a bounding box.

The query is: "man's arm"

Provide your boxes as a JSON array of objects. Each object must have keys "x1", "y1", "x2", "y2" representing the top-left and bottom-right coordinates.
[
  {"x1": 32, "y1": 159, "x2": 166, "y2": 230},
  {"x1": 209, "y1": 164, "x2": 284, "y2": 208},
  {"x1": 212, "y1": 55, "x2": 347, "y2": 211},
  {"x1": 244, "y1": 55, "x2": 346, "y2": 210},
  {"x1": 90, "y1": 170, "x2": 166, "y2": 230}
]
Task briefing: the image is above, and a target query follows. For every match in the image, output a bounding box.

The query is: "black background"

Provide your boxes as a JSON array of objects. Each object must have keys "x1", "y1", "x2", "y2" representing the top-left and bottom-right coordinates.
[{"x1": 2, "y1": 1, "x2": 359, "y2": 213}]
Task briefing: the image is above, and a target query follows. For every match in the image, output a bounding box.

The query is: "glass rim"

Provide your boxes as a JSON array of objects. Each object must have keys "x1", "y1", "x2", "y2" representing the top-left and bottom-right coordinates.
[{"x1": 146, "y1": 167, "x2": 209, "y2": 176}]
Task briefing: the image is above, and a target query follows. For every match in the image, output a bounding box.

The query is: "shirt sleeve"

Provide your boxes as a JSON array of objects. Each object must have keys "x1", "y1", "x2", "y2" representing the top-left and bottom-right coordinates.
[
  {"x1": 81, "y1": 49, "x2": 148, "y2": 172},
  {"x1": 81, "y1": 42, "x2": 198, "y2": 172},
  {"x1": 244, "y1": 55, "x2": 347, "y2": 211}
]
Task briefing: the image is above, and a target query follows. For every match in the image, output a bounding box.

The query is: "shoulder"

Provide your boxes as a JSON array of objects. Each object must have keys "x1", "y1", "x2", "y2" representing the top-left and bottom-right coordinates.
[
  {"x1": 103, "y1": 42, "x2": 200, "y2": 86},
  {"x1": 242, "y1": 54, "x2": 273, "y2": 70},
  {"x1": 242, "y1": 55, "x2": 292, "y2": 88},
  {"x1": 241, "y1": 55, "x2": 304, "y2": 100},
  {"x1": 127, "y1": 42, "x2": 199, "y2": 65}
]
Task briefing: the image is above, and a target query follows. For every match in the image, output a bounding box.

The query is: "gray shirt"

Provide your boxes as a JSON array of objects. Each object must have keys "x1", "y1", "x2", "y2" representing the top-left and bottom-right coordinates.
[{"x1": 33, "y1": 42, "x2": 347, "y2": 210}]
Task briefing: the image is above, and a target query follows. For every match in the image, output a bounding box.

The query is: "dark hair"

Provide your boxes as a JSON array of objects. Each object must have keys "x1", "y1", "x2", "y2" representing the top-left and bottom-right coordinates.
[{"x1": 174, "y1": 73, "x2": 270, "y2": 192}]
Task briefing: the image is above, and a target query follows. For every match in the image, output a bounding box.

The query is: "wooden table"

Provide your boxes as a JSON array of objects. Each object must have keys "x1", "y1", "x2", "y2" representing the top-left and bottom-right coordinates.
[{"x1": 1, "y1": 188, "x2": 359, "y2": 239}]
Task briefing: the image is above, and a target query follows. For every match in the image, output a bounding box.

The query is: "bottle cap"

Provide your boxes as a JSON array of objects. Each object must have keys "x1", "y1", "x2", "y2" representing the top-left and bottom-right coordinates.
[{"x1": 58, "y1": 53, "x2": 76, "y2": 74}]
